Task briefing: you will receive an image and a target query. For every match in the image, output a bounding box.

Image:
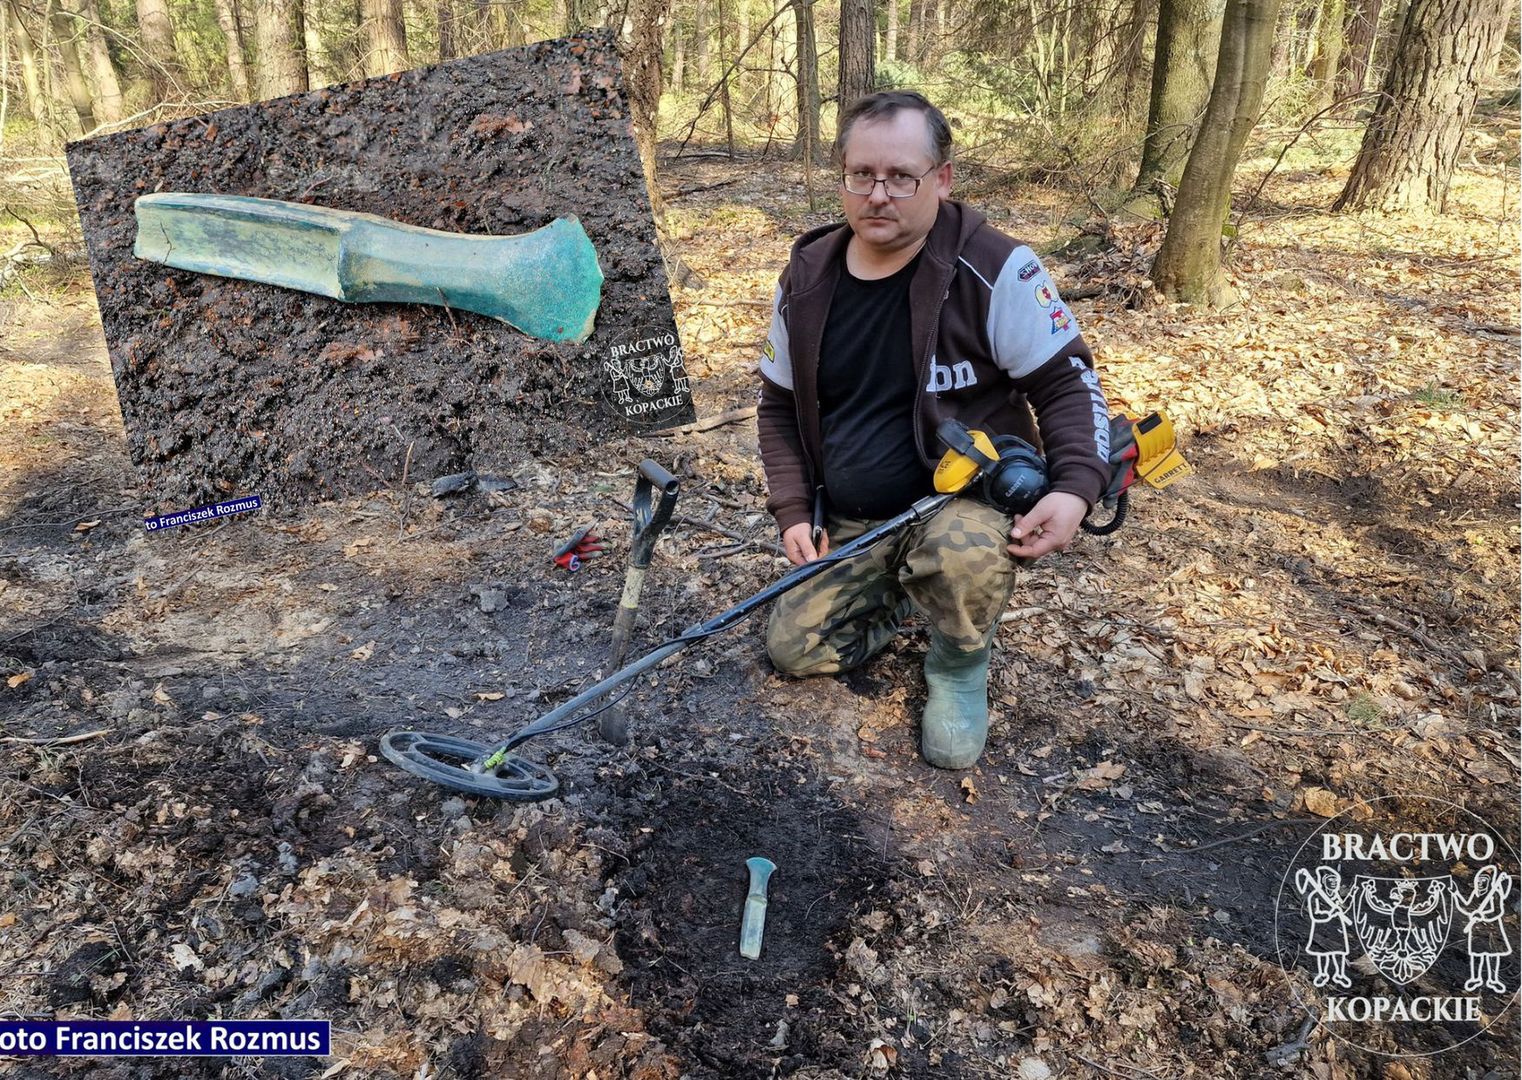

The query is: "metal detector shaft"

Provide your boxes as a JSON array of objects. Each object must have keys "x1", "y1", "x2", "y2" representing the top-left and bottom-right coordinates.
[{"x1": 468, "y1": 490, "x2": 956, "y2": 768}]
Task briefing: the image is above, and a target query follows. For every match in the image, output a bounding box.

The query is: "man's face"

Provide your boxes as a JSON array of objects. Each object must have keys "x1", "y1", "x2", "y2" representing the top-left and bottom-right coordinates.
[{"x1": 839, "y1": 110, "x2": 952, "y2": 255}]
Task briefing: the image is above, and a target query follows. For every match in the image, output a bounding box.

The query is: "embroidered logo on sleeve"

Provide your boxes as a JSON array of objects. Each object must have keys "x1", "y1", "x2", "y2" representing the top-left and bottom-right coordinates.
[
  {"x1": 1017, "y1": 260, "x2": 1041, "y2": 281},
  {"x1": 1034, "y1": 283, "x2": 1056, "y2": 307},
  {"x1": 1049, "y1": 307, "x2": 1071, "y2": 334}
]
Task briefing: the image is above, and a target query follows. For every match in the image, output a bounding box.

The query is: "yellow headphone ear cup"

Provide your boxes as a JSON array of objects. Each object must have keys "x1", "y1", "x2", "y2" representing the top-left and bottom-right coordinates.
[{"x1": 934, "y1": 428, "x2": 998, "y2": 493}]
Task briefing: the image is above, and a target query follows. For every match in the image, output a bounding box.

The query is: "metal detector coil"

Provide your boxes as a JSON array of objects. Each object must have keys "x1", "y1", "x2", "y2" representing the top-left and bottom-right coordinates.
[{"x1": 380, "y1": 732, "x2": 559, "y2": 799}]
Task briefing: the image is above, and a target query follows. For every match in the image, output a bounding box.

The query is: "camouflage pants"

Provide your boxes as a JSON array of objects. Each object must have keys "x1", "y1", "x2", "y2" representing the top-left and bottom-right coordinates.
[{"x1": 766, "y1": 498, "x2": 1018, "y2": 676}]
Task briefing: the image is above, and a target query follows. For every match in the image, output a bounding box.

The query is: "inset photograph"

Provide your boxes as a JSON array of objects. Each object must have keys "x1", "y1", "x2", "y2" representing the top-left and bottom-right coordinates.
[{"x1": 67, "y1": 29, "x2": 693, "y2": 517}]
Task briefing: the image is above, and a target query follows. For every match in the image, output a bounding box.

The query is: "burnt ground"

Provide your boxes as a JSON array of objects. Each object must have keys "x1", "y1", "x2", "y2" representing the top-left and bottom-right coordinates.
[
  {"x1": 3, "y1": 145, "x2": 1520, "y2": 1078},
  {"x1": 64, "y1": 28, "x2": 691, "y2": 520}
]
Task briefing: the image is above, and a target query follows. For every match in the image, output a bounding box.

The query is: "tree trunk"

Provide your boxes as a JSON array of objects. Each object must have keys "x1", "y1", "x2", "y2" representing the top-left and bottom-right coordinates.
[
  {"x1": 735, "y1": 0, "x2": 750, "y2": 91},
  {"x1": 694, "y1": 0, "x2": 709, "y2": 79},
  {"x1": 1151, "y1": 0, "x2": 1282, "y2": 305},
  {"x1": 212, "y1": 0, "x2": 251, "y2": 99},
  {"x1": 671, "y1": 17, "x2": 684, "y2": 91},
  {"x1": 73, "y1": 0, "x2": 124, "y2": 122},
  {"x1": 622, "y1": 0, "x2": 669, "y2": 222},
  {"x1": 438, "y1": 0, "x2": 455, "y2": 58},
  {"x1": 717, "y1": 0, "x2": 733, "y2": 155},
  {"x1": 6, "y1": 0, "x2": 44, "y2": 123},
  {"x1": 793, "y1": 0, "x2": 820, "y2": 163},
  {"x1": 1334, "y1": 0, "x2": 1381, "y2": 96},
  {"x1": 904, "y1": 0, "x2": 919, "y2": 63},
  {"x1": 768, "y1": 0, "x2": 793, "y2": 123},
  {"x1": 135, "y1": 0, "x2": 182, "y2": 97},
  {"x1": 303, "y1": 10, "x2": 325, "y2": 85},
  {"x1": 1307, "y1": 0, "x2": 1344, "y2": 93},
  {"x1": 1333, "y1": 0, "x2": 1509, "y2": 213},
  {"x1": 253, "y1": 0, "x2": 308, "y2": 96},
  {"x1": 1114, "y1": 0, "x2": 1155, "y2": 116},
  {"x1": 884, "y1": 0, "x2": 897, "y2": 60},
  {"x1": 361, "y1": 0, "x2": 409, "y2": 76},
  {"x1": 1136, "y1": 0, "x2": 1226, "y2": 188},
  {"x1": 48, "y1": 0, "x2": 95, "y2": 131},
  {"x1": 915, "y1": 0, "x2": 935, "y2": 63},
  {"x1": 837, "y1": 0, "x2": 874, "y2": 124}
]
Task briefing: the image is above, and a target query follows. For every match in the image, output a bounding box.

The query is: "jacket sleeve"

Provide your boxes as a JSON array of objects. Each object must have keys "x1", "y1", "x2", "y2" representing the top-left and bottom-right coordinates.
[
  {"x1": 756, "y1": 281, "x2": 815, "y2": 534},
  {"x1": 1014, "y1": 343, "x2": 1110, "y2": 509},
  {"x1": 986, "y1": 248, "x2": 1110, "y2": 508}
]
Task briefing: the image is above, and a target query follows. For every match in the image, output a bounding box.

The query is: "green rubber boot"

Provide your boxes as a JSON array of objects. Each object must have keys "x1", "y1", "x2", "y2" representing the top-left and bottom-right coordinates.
[{"x1": 920, "y1": 628, "x2": 993, "y2": 769}]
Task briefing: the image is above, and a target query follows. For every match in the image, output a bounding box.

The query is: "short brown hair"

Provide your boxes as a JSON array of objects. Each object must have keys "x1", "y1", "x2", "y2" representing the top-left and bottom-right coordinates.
[{"x1": 833, "y1": 91, "x2": 953, "y2": 167}]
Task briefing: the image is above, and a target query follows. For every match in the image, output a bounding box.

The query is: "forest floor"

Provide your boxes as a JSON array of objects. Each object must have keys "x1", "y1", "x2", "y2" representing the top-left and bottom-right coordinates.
[{"x1": 1, "y1": 110, "x2": 1519, "y2": 1079}]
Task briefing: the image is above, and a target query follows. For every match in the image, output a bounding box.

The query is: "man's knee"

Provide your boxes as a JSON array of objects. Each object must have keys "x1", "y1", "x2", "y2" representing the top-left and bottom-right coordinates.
[{"x1": 766, "y1": 622, "x2": 836, "y2": 676}]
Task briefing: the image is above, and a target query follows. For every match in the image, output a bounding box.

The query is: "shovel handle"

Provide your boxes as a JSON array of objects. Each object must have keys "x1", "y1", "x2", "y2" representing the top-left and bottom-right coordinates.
[{"x1": 630, "y1": 459, "x2": 680, "y2": 569}]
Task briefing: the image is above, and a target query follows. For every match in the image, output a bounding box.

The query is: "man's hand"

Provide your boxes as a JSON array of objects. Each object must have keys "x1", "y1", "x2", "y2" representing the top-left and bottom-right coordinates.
[
  {"x1": 1006, "y1": 491, "x2": 1088, "y2": 561},
  {"x1": 782, "y1": 522, "x2": 831, "y2": 566}
]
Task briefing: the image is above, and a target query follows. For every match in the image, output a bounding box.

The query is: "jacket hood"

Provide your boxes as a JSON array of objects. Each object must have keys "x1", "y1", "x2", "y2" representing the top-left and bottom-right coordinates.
[{"x1": 786, "y1": 199, "x2": 990, "y2": 292}]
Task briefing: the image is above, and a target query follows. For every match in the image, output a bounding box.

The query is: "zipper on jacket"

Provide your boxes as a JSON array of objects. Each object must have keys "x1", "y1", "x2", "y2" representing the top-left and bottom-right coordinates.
[{"x1": 913, "y1": 271, "x2": 955, "y2": 467}]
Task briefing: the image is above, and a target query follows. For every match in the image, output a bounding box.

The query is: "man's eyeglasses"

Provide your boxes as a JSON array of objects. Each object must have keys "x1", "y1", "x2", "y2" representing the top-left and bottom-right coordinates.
[{"x1": 841, "y1": 164, "x2": 940, "y2": 198}]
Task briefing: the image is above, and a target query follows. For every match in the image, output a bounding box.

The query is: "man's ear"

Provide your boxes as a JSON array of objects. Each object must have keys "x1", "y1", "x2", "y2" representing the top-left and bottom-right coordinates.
[{"x1": 936, "y1": 161, "x2": 953, "y2": 199}]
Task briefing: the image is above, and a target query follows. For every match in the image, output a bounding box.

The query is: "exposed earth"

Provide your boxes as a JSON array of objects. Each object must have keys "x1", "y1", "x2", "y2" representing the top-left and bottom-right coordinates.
[
  {"x1": 65, "y1": 29, "x2": 691, "y2": 519},
  {"x1": 2, "y1": 123, "x2": 1519, "y2": 1077}
]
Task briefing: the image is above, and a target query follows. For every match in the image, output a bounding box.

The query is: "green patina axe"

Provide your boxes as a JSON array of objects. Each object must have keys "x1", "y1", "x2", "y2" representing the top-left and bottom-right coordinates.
[{"x1": 133, "y1": 192, "x2": 604, "y2": 344}]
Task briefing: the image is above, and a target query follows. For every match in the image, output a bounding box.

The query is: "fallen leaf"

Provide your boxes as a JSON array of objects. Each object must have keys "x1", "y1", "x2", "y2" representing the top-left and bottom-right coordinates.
[
  {"x1": 350, "y1": 641, "x2": 376, "y2": 662},
  {"x1": 6, "y1": 673, "x2": 31, "y2": 689},
  {"x1": 961, "y1": 777, "x2": 979, "y2": 804},
  {"x1": 1074, "y1": 760, "x2": 1126, "y2": 791},
  {"x1": 73, "y1": 519, "x2": 100, "y2": 533},
  {"x1": 170, "y1": 943, "x2": 203, "y2": 971},
  {"x1": 474, "y1": 691, "x2": 506, "y2": 702},
  {"x1": 865, "y1": 1038, "x2": 897, "y2": 1070},
  {"x1": 1303, "y1": 786, "x2": 1339, "y2": 817}
]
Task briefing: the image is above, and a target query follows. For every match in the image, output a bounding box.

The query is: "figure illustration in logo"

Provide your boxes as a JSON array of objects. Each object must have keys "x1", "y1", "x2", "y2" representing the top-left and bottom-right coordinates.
[
  {"x1": 1351, "y1": 876, "x2": 1453, "y2": 985},
  {"x1": 1454, "y1": 865, "x2": 1513, "y2": 993},
  {"x1": 1295, "y1": 866, "x2": 1353, "y2": 988},
  {"x1": 668, "y1": 344, "x2": 691, "y2": 395}
]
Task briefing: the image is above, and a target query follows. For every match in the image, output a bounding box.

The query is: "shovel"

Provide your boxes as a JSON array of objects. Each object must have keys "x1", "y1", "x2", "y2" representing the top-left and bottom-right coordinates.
[{"x1": 597, "y1": 459, "x2": 680, "y2": 745}]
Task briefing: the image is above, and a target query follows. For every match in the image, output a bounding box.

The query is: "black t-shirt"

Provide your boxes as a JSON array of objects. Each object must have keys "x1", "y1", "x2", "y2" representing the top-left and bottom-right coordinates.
[{"x1": 817, "y1": 251, "x2": 933, "y2": 519}]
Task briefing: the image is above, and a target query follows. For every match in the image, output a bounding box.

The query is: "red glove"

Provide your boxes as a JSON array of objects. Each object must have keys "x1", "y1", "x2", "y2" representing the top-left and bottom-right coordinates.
[{"x1": 552, "y1": 527, "x2": 604, "y2": 572}]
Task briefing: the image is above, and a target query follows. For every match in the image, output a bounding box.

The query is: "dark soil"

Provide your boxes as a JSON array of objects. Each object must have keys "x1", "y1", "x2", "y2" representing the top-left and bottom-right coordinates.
[
  {"x1": 65, "y1": 29, "x2": 692, "y2": 518},
  {"x1": 4, "y1": 144, "x2": 1518, "y2": 1078}
]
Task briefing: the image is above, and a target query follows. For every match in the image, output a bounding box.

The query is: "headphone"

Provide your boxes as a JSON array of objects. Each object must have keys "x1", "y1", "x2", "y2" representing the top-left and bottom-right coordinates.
[{"x1": 982, "y1": 435, "x2": 1048, "y2": 516}]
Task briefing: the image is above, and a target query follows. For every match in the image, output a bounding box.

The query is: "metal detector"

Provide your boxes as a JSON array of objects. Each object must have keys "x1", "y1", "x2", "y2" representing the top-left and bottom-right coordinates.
[
  {"x1": 380, "y1": 414, "x2": 1190, "y2": 801},
  {"x1": 380, "y1": 490, "x2": 957, "y2": 800}
]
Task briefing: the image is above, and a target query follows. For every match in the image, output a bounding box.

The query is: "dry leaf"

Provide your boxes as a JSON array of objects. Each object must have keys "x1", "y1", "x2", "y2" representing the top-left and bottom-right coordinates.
[
  {"x1": 1302, "y1": 786, "x2": 1339, "y2": 817},
  {"x1": 6, "y1": 673, "x2": 31, "y2": 689},
  {"x1": 1074, "y1": 760, "x2": 1127, "y2": 791},
  {"x1": 350, "y1": 641, "x2": 376, "y2": 662},
  {"x1": 961, "y1": 777, "x2": 980, "y2": 804},
  {"x1": 73, "y1": 519, "x2": 101, "y2": 533},
  {"x1": 865, "y1": 1039, "x2": 897, "y2": 1070},
  {"x1": 474, "y1": 691, "x2": 506, "y2": 702}
]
